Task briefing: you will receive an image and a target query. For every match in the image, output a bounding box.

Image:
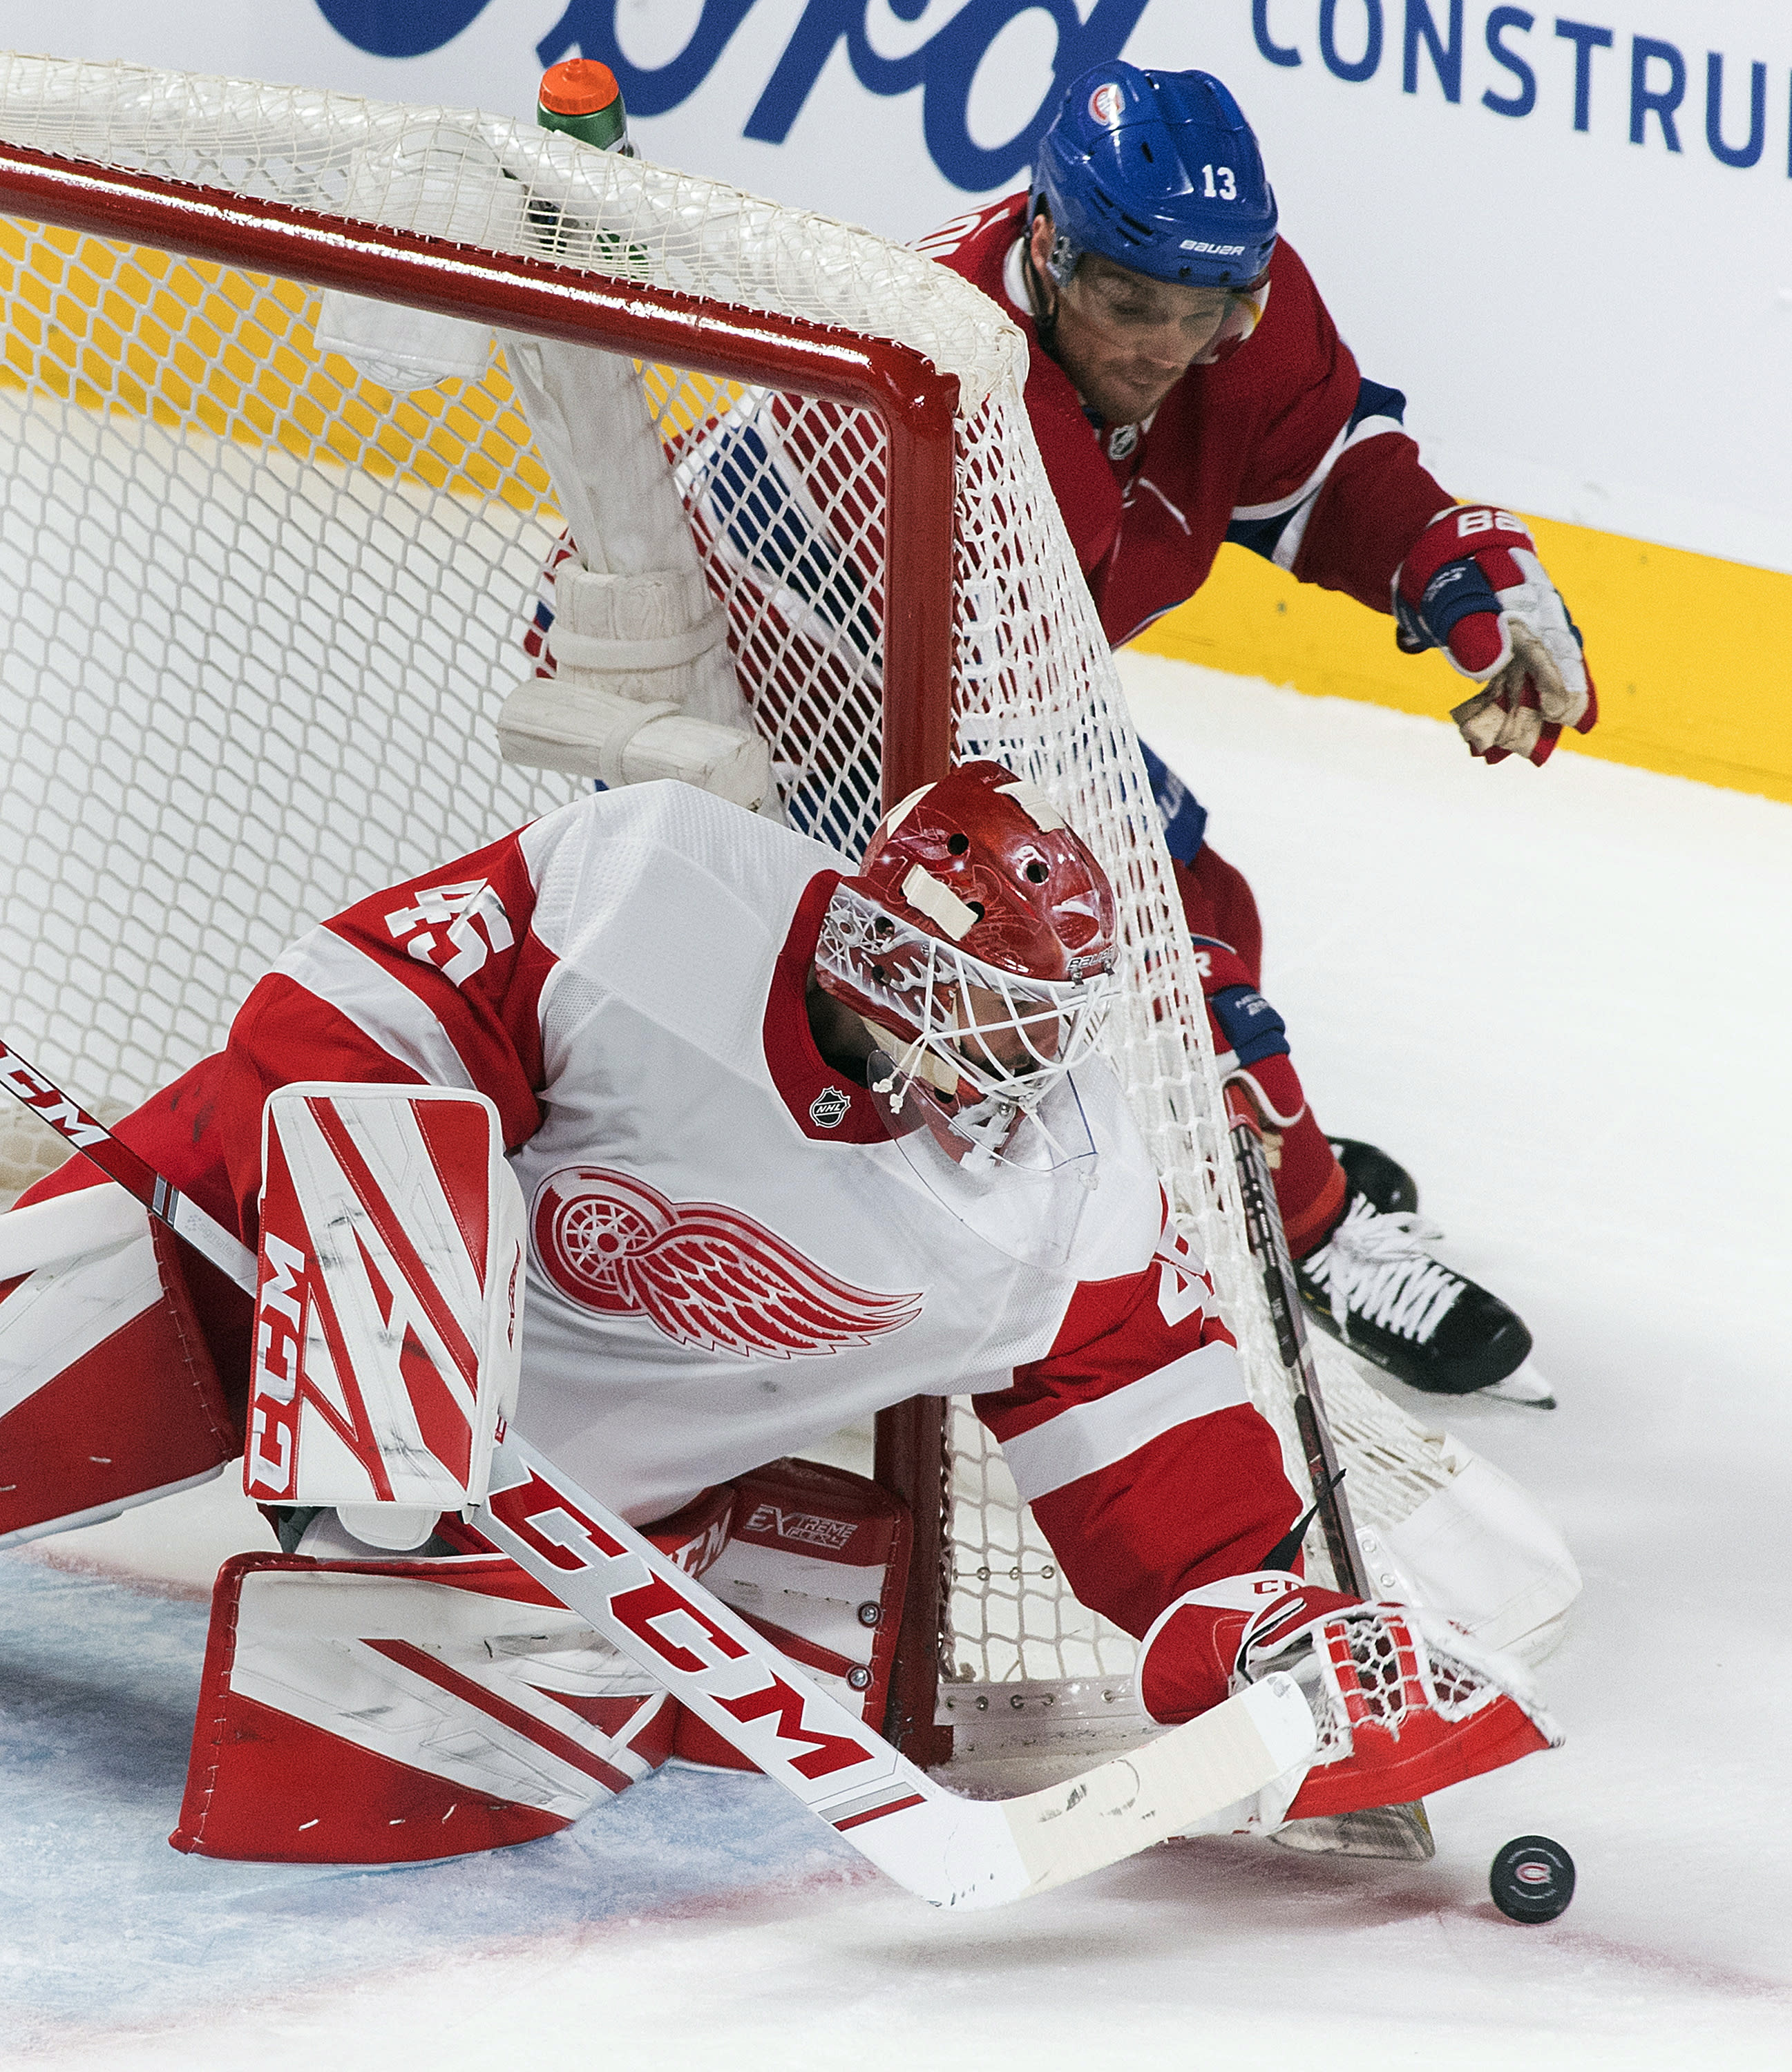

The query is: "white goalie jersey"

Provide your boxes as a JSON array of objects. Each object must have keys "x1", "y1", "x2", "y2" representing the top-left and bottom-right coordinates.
[{"x1": 131, "y1": 781, "x2": 1286, "y2": 1575}]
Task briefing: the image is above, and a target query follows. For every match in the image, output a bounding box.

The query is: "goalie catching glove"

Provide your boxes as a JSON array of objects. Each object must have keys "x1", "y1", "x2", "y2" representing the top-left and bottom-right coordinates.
[
  {"x1": 1394, "y1": 506, "x2": 1596, "y2": 767},
  {"x1": 1136, "y1": 1571, "x2": 1560, "y2": 1832}
]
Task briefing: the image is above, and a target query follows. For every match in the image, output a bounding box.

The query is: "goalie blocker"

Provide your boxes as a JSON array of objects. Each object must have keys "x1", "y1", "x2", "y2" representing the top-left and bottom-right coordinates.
[
  {"x1": 0, "y1": 1078, "x2": 528, "y2": 1553},
  {"x1": 242, "y1": 1082, "x2": 524, "y2": 1548}
]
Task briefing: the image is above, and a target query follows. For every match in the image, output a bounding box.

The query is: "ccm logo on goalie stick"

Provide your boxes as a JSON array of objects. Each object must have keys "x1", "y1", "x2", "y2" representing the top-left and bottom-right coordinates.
[
  {"x1": 488, "y1": 1470, "x2": 876, "y2": 1784},
  {"x1": 0, "y1": 1044, "x2": 110, "y2": 1147}
]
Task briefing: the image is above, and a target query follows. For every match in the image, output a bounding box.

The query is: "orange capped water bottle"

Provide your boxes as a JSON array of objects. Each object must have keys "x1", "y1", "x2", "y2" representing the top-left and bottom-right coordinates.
[{"x1": 537, "y1": 59, "x2": 631, "y2": 155}]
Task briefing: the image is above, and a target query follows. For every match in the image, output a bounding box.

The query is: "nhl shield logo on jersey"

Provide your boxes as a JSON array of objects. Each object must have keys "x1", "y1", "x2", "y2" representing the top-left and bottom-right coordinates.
[
  {"x1": 1107, "y1": 423, "x2": 1139, "y2": 461},
  {"x1": 808, "y1": 1086, "x2": 851, "y2": 1130},
  {"x1": 529, "y1": 1167, "x2": 924, "y2": 1359}
]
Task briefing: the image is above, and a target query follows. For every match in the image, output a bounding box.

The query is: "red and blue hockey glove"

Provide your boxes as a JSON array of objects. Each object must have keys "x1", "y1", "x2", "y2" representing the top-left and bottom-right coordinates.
[{"x1": 1393, "y1": 506, "x2": 1597, "y2": 767}]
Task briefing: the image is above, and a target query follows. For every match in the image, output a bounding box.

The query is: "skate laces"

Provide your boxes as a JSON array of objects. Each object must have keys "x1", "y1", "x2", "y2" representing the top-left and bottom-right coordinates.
[{"x1": 1306, "y1": 1196, "x2": 1463, "y2": 1345}]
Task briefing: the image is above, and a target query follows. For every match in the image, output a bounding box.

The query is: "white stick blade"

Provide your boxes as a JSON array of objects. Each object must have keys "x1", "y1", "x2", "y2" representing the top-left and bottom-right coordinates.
[{"x1": 1000, "y1": 1676, "x2": 1317, "y2": 1900}]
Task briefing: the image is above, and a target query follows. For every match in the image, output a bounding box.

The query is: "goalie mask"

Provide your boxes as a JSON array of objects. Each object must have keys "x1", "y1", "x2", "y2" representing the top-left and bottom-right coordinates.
[{"x1": 814, "y1": 761, "x2": 1118, "y2": 1168}]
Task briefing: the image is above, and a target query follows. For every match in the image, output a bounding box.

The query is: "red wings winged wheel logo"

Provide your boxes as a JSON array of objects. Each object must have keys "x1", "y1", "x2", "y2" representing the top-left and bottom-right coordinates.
[{"x1": 529, "y1": 1167, "x2": 924, "y2": 1359}]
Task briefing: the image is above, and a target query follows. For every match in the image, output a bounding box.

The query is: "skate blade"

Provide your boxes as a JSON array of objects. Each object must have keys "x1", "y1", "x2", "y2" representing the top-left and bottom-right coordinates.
[
  {"x1": 1481, "y1": 1359, "x2": 1556, "y2": 1409},
  {"x1": 1270, "y1": 1801, "x2": 1437, "y2": 1861}
]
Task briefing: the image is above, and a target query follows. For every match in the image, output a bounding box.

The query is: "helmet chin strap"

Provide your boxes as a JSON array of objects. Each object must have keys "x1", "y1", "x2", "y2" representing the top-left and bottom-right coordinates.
[
  {"x1": 857, "y1": 1013, "x2": 962, "y2": 1102},
  {"x1": 858, "y1": 1017, "x2": 1098, "y2": 1186}
]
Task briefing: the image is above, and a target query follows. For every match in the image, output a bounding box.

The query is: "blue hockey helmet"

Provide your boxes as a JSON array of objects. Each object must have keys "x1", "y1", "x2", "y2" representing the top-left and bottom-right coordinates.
[{"x1": 1029, "y1": 62, "x2": 1278, "y2": 291}]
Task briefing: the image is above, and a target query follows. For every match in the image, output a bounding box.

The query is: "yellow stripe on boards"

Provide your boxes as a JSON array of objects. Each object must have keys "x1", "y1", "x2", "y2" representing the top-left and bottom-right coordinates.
[
  {"x1": 1134, "y1": 517, "x2": 1792, "y2": 807},
  {"x1": 0, "y1": 215, "x2": 744, "y2": 523},
  {"x1": 0, "y1": 216, "x2": 559, "y2": 513}
]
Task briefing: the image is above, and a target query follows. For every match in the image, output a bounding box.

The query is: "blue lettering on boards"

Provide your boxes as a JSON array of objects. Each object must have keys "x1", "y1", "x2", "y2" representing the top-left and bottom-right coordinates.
[
  {"x1": 1554, "y1": 19, "x2": 1614, "y2": 134},
  {"x1": 316, "y1": 0, "x2": 495, "y2": 59},
  {"x1": 1319, "y1": 0, "x2": 1384, "y2": 84},
  {"x1": 535, "y1": 0, "x2": 1149, "y2": 193},
  {"x1": 1404, "y1": 1, "x2": 1464, "y2": 103},
  {"x1": 1630, "y1": 34, "x2": 1686, "y2": 151},
  {"x1": 314, "y1": 4, "x2": 1792, "y2": 190},
  {"x1": 1706, "y1": 51, "x2": 1766, "y2": 170},
  {"x1": 1253, "y1": 0, "x2": 1303, "y2": 68},
  {"x1": 1482, "y1": 8, "x2": 1536, "y2": 117},
  {"x1": 744, "y1": 0, "x2": 1152, "y2": 191}
]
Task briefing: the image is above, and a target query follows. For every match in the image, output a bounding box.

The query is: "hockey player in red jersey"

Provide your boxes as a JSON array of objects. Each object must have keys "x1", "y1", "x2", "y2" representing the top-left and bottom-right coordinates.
[
  {"x1": 921, "y1": 62, "x2": 1590, "y2": 1406},
  {"x1": 0, "y1": 765, "x2": 1556, "y2": 1863}
]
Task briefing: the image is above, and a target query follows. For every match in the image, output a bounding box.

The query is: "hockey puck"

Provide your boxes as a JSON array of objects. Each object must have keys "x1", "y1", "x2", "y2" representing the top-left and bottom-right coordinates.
[{"x1": 1489, "y1": 1835, "x2": 1575, "y2": 1922}]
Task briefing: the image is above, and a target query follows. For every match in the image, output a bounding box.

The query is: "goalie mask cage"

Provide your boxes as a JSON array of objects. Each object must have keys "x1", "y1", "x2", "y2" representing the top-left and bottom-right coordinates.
[{"x1": 0, "y1": 55, "x2": 1469, "y2": 1771}]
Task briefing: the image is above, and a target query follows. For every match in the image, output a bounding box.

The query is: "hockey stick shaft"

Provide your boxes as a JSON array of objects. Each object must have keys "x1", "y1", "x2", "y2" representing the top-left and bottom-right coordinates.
[
  {"x1": 1223, "y1": 1082, "x2": 1365, "y2": 1596},
  {"x1": 1, "y1": 1046, "x2": 1316, "y2": 1908},
  {"x1": 0, "y1": 1038, "x2": 258, "y2": 1288},
  {"x1": 477, "y1": 1432, "x2": 1314, "y2": 1908},
  {"x1": 1224, "y1": 1082, "x2": 1435, "y2": 1857}
]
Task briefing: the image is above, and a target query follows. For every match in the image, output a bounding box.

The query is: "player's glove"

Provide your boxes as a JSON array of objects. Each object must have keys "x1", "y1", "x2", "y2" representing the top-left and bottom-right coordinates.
[{"x1": 1393, "y1": 506, "x2": 1596, "y2": 767}]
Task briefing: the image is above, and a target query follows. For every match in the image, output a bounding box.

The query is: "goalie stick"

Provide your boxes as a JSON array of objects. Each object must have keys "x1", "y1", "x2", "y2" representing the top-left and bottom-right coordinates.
[
  {"x1": 0, "y1": 1044, "x2": 1318, "y2": 1910},
  {"x1": 0, "y1": 1039, "x2": 256, "y2": 1287},
  {"x1": 1224, "y1": 1080, "x2": 1364, "y2": 1594},
  {"x1": 1223, "y1": 1078, "x2": 1436, "y2": 1861}
]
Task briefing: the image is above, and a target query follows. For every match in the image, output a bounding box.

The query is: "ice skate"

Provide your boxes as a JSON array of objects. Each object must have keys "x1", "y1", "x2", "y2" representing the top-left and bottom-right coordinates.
[
  {"x1": 1295, "y1": 1193, "x2": 1554, "y2": 1406},
  {"x1": 1327, "y1": 1138, "x2": 1419, "y2": 1216}
]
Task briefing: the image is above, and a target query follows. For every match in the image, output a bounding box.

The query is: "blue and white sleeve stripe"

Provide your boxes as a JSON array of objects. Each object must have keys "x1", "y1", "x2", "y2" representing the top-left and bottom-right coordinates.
[{"x1": 1224, "y1": 378, "x2": 1410, "y2": 571}]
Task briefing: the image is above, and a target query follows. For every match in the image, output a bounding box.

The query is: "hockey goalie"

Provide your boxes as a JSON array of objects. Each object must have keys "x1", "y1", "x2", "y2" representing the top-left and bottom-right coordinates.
[{"x1": 0, "y1": 760, "x2": 1560, "y2": 1870}]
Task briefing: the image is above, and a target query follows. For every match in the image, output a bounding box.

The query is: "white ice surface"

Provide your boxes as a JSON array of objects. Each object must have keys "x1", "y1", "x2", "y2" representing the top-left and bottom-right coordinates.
[{"x1": 8, "y1": 658, "x2": 1792, "y2": 2069}]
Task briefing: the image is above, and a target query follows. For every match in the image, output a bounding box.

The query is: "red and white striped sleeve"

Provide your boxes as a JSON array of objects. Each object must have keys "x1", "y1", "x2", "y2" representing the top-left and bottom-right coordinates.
[
  {"x1": 15, "y1": 823, "x2": 558, "y2": 1390},
  {"x1": 141, "y1": 827, "x2": 555, "y2": 1252},
  {"x1": 975, "y1": 1221, "x2": 1301, "y2": 1638}
]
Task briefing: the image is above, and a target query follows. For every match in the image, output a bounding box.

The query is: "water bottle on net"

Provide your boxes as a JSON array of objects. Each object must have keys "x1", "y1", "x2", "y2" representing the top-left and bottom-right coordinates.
[{"x1": 530, "y1": 59, "x2": 645, "y2": 271}]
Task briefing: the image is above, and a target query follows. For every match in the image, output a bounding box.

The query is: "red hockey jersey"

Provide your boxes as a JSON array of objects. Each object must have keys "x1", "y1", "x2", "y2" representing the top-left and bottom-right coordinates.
[{"x1": 921, "y1": 194, "x2": 1453, "y2": 648}]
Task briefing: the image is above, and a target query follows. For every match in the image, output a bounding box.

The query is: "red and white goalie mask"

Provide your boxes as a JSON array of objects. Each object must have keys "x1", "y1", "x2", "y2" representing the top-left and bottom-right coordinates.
[{"x1": 814, "y1": 760, "x2": 1118, "y2": 1168}]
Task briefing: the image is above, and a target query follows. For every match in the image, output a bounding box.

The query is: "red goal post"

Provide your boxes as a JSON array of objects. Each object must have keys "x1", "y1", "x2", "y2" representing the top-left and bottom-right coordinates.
[{"x1": 0, "y1": 135, "x2": 962, "y2": 794}]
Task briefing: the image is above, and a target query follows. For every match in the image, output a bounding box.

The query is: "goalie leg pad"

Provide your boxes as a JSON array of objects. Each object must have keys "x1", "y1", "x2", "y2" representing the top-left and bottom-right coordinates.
[
  {"x1": 172, "y1": 1552, "x2": 678, "y2": 1863},
  {"x1": 667, "y1": 1457, "x2": 911, "y2": 1771},
  {"x1": 0, "y1": 1189, "x2": 238, "y2": 1547},
  {"x1": 1136, "y1": 1571, "x2": 1561, "y2": 1826},
  {"x1": 173, "y1": 1481, "x2": 738, "y2": 1863}
]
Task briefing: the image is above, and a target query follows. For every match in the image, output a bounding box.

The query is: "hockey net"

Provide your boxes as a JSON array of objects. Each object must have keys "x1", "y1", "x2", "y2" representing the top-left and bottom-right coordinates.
[{"x1": 0, "y1": 55, "x2": 1474, "y2": 1765}]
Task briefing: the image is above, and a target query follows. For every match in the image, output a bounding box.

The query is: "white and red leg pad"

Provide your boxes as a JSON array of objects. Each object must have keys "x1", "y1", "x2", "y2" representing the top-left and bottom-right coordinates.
[
  {"x1": 1136, "y1": 1571, "x2": 1561, "y2": 1826},
  {"x1": 174, "y1": 1484, "x2": 737, "y2": 1863},
  {"x1": 667, "y1": 1457, "x2": 911, "y2": 1770},
  {"x1": 0, "y1": 1185, "x2": 238, "y2": 1547}
]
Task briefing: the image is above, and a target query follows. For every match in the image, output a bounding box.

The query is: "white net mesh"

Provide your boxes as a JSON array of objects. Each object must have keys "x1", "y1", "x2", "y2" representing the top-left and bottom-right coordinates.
[{"x1": 0, "y1": 55, "x2": 1465, "y2": 1712}]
